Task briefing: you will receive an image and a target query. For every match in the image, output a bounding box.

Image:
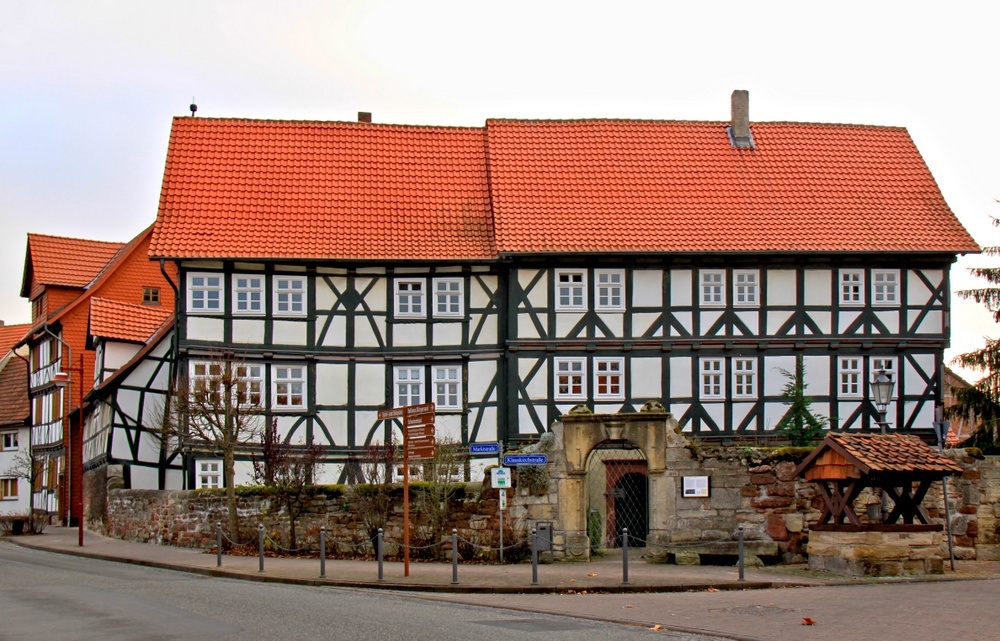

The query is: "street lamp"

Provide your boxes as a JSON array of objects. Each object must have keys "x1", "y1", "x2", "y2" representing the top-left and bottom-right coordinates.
[{"x1": 869, "y1": 369, "x2": 895, "y2": 522}]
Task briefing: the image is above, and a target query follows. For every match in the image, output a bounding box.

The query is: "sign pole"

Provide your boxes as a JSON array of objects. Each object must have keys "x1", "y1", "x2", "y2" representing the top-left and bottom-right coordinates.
[
  {"x1": 499, "y1": 488, "x2": 504, "y2": 565},
  {"x1": 403, "y1": 425, "x2": 410, "y2": 578}
]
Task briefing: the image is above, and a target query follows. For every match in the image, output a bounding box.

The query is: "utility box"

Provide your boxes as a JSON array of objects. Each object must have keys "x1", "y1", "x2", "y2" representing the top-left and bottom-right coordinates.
[{"x1": 534, "y1": 521, "x2": 553, "y2": 552}]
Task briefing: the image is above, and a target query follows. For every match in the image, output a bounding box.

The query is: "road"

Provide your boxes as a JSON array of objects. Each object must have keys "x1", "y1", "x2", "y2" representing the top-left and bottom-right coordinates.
[{"x1": 0, "y1": 543, "x2": 722, "y2": 641}]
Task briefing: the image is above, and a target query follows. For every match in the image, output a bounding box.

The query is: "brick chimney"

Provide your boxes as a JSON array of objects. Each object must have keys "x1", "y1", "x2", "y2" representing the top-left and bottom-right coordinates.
[
  {"x1": 358, "y1": 112, "x2": 372, "y2": 123},
  {"x1": 729, "y1": 90, "x2": 754, "y2": 148}
]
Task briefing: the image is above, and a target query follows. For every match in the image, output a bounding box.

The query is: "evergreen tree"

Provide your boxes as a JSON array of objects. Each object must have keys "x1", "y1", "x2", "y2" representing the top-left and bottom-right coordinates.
[{"x1": 775, "y1": 355, "x2": 827, "y2": 446}]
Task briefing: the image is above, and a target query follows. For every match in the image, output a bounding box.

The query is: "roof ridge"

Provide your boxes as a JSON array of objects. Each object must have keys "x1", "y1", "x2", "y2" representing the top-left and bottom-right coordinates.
[
  {"x1": 173, "y1": 116, "x2": 484, "y2": 131},
  {"x1": 27, "y1": 232, "x2": 126, "y2": 247},
  {"x1": 486, "y1": 118, "x2": 907, "y2": 130}
]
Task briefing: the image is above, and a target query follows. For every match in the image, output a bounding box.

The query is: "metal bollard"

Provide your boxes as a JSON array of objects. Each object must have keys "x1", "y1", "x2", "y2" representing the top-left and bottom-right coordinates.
[
  {"x1": 258, "y1": 524, "x2": 265, "y2": 573},
  {"x1": 451, "y1": 529, "x2": 459, "y2": 585},
  {"x1": 622, "y1": 527, "x2": 630, "y2": 585},
  {"x1": 737, "y1": 524, "x2": 745, "y2": 581},
  {"x1": 216, "y1": 522, "x2": 222, "y2": 568},
  {"x1": 531, "y1": 528, "x2": 538, "y2": 586},
  {"x1": 320, "y1": 526, "x2": 326, "y2": 578},
  {"x1": 377, "y1": 528, "x2": 384, "y2": 582}
]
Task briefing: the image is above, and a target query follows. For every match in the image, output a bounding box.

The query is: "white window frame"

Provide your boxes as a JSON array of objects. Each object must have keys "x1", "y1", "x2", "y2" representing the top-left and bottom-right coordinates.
[
  {"x1": 1, "y1": 431, "x2": 18, "y2": 451},
  {"x1": 732, "y1": 358, "x2": 756, "y2": 399},
  {"x1": 190, "y1": 361, "x2": 223, "y2": 404},
  {"x1": 872, "y1": 270, "x2": 899, "y2": 307},
  {"x1": 594, "y1": 358, "x2": 625, "y2": 401},
  {"x1": 700, "y1": 271, "x2": 725, "y2": 307},
  {"x1": 839, "y1": 357, "x2": 863, "y2": 397},
  {"x1": 840, "y1": 270, "x2": 864, "y2": 307},
  {"x1": 273, "y1": 276, "x2": 306, "y2": 316},
  {"x1": 555, "y1": 270, "x2": 587, "y2": 312},
  {"x1": 196, "y1": 460, "x2": 222, "y2": 489},
  {"x1": 187, "y1": 273, "x2": 223, "y2": 314},
  {"x1": 733, "y1": 270, "x2": 759, "y2": 307},
  {"x1": 595, "y1": 270, "x2": 625, "y2": 312},
  {"x1": 232, "y1": 275, "x2": 264, "y2": 315},
  {"x1": 272, "y1": 365, "x2": 306, "y2": 410},
  {"x1": 394, "y1": 366, "x2": 424, "y2": 407},
  {"x1": 432, "y1": 365, "x2": 462, "y2": 410},
  {"x1": 700, "y1": 358, "x2": 724, "y2": 399},
  {"x1": 0, "y1": 477, "x2": 18, "y2": 500},
  {"x1": 189, "y1": 361, "x2": 264, "y2": 407},
  {"x1": 395, "y1": 279, "x2": 426, "y2": 318},
  {"x1": 554, "y1": 357, "x2": 587, "y2": 401},
  {"x1": 433, "y1": 278, "x2": 464, "y2": 318}
]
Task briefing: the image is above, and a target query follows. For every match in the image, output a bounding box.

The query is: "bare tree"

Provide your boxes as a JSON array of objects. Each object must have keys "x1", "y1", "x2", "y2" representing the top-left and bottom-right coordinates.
[
  {"x1": 346, "y1": 437, "x2": 398, "y2": 542},
  {"x1": 158, "y1": 353, "x2": 265, "y2": 538},
  {"x1": 415, "y1": 437, "x2": 466, "y2": 558},
  {"x1": 3, "y1": 448, "x2": 39, "y2": 493},
  {"x1": 252, "y1": 419, "x2": 323, "y2": 550}
]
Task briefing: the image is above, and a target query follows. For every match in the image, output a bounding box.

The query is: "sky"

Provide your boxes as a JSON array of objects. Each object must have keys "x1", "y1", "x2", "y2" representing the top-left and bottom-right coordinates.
[{"x1": 2, "y1": 1, "x2": 998, "y2": 381}]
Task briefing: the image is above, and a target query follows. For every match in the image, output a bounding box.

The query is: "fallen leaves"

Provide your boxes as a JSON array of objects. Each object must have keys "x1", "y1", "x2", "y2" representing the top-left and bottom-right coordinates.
[
  {"x1": 650, "y1": 625, "x2": 662, "y2": 631},
  {"x1": 802, "y1": 617, "x2": 817, "y2": 626},
  {"x1": 587, "y1": 573, "x2": 597, "y2": 577}
]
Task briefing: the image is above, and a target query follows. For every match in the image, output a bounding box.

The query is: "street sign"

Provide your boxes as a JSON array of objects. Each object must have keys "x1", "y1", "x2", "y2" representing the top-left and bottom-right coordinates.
[
  {"x1": 491, "y1": 466, "x2": 511, "y2": 488},
  {"x1": 404, "y1": 403, "x2": 435, "y2": 416},
  {"x1": 504, "y1": 454, "x2": 547, "y2": 466},
  {"x1": 404, "y1": 411, "x2": 435, "y2": 427},
  {"x1": 470, "y1": 442, "x2": 500, "y2": 455},
  {"x1": 407, "y1": 424, "x2": 435, "y2": 439},
  {"x1": 377, "y1": 407, "x2": 404, "y2": 420},
  {"x1": 408, "y1": 446, "x2": 436, "y2": 460},
  {"x1": 408, "y1": 435, "x2": 436, "y2": 447}
]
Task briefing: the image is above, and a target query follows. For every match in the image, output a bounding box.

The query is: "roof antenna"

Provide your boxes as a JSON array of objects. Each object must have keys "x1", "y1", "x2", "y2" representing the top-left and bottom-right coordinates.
[{"x1": 189, "y1": 98, "x2": 198, "y2": 117}]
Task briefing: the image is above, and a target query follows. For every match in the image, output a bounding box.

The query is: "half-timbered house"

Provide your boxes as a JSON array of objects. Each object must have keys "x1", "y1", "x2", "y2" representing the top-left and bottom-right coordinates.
[
  {"x1": 148, "y1": 92, "x2": 978, "y2": 486},
  {"x1": 0, "y1": 323, "x2": 31, "y2": 515}
]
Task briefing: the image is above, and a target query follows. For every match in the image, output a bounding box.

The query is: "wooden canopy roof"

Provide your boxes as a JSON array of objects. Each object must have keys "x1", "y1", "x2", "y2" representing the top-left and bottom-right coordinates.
[{"x1": 794, "y1": 433, "x2": 962, "y2": 482}]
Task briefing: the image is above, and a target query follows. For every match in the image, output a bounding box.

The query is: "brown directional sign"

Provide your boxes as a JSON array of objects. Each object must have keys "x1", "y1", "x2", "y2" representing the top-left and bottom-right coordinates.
[
  {"x1": 407, "y1": 424, "x2": 435, "y2": 439},
  {"x1": 405, "y1": 412, "x2": 435, "y2": 427},
  {"x1": 408, "y1": 446, "x2": 436, "y2": 460},
  {"x1": 377, "y1": 407, "x2": 404, "y2": 420},
  {"x1": 404, "y1": 403, "x2": 435, "y2": 416}
]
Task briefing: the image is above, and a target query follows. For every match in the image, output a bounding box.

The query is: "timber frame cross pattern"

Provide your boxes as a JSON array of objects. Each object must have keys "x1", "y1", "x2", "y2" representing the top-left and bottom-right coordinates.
[{"x1": 794, "y1": 433, "x2": 962, "y2": 527}]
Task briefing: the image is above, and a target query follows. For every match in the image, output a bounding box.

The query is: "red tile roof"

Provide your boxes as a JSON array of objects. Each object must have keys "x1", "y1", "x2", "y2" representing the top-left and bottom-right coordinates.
[
  {"x1": 0, "y1": 324, "x2": 30, "y2": 357},
  {"x1": 0, "y1": 357, "x2": 29, "y2": 427},
  {"x1": 149, "y1": 117, "x2": 978, "y2": 259},
  {"x1": 150, "y1": 118, "x2": 494, "y2": 260},
  {"x1": 803, "y1": 433, "x2": 963, "y2": 477},
  {"x1": 89, "y1": 298, "x2": 171, "y2": 344},
  {"x1": 21, "y1": 234, "x2": 125, "y2": 296},
  {"x1": 486, "y1": 120, "x2": 979, "y2": 254}
]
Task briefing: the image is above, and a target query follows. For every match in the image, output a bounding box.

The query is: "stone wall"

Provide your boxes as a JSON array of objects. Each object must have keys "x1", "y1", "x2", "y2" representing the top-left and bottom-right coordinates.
[{"x1": 808, "y1": 528, "x2": 945, "y2": 576}]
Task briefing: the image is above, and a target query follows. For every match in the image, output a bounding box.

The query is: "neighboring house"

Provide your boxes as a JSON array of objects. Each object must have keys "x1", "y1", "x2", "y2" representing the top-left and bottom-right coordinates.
[
  {"x1": 18, "y1": 227, "x2": 176, "y2": 523},
  {"x1": 943, "y1": 366, "x2": 979, "y2": 444},
  {"x1": 0, "y1": 323, "x2": 31, "y2": 515},
  {"x1": 147, "y1": 91, "x2": 978, "y2": 486}
]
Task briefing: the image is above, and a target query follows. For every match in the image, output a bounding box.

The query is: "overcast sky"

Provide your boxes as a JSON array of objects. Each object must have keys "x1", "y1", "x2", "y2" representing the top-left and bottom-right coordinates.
[{"x1": 2, "y1": 1, "x2": 997, "y2": 380}]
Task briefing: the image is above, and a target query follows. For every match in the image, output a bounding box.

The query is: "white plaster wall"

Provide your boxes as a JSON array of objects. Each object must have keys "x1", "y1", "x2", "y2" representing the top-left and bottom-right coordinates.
[
  {"x1": 232, "y1": 319, "x2": 266, "y2": 344},
  {"x1": 521, "y1": 270, "x2": 546, "y2": 307},
  {"x1": 433, "y1": 322, "x2": 462, "y2": 346},
  {"x1": 472, "y1": 314, "x2": 497, "y2": 344},
  {"x1": 764, "y1": 356, "x2": 796, "y2": 396},
  {"x1": 394, "y1": 323, "x2": 426, "y2": 347},
  {"x1": 518, "y1": 314, "x2": 542, "y2": 339},
  {"x1": 104, "y1": 342, "x2": 141, "y2": 371},
  {"x1": 471, "y1": 275, "x2": 497, "y2": 309},
  {"x1": 187, "y1": 317, "x2": 224, "y2": 342},
  {"x1": 632, "y1": 270, "x2": 662, "y2": 307},
  {"x1": 555, "y1": 312, "x2": 584, "y2": 337},
  {"x1": 468, "y1": 361, "x2": 497, "y2": 404},
  {"x1": 320, "y1": 315, "x2": 347, "y2": 347},
  {"x1": 471, "y1": 406, "x2": 498, "y2": 441},
  {"x1": 360, "y1": 277, "x2": 387, "y2": 312},
  {"x1": 804, "y1": 270, "x2": 830, "y2": 306},
  {"x1": 355, "y1": 317, "x2": 385, "y2": 348},
  {"x1": 596, "y1": 313, "x2": 623, "y2": 337},
  {"x1": 272, "y1": 321, "x2": 307, "y2": 346},
  {"x1": 520, "y1": 358, "x2": 547, "y2": 400},
  {"x1": 767, "y1": 270, "x2": 797, "y2": 306},
  {"x1": 669, "y1": 357, "x2": 691, "y2": 398},
  {"x1": 670, "y1": 270, "x2": 692, "y2": 306},
  {"x1": 316, "y1": 410, "x2": 348, "y2": 445},
  {"x1": 632, "y1": 313, "x2": 660, "y2": 337},
  {"x1": 874, "y1": 311, "x2": 900, "y2": 334},
  {"x1": 355, "y1": 364, "x2": 386, "y2": 406},
  {"x1": 670, "y1": 312, "x2": 691, "y2": 337},
  {"x1": 316, "y1": 363, "x2": 349, "y2": 406},
  {"x1": 630, "y1": 357, "x2": 662, "y2": 398}
]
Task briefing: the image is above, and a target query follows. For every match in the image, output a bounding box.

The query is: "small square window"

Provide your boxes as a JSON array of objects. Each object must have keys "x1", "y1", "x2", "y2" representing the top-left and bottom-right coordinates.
[
  {"x1": 595, "y1": 270, "x2": 625, "y2": 311},
  {"x1": 734, "y1": 271, "x2": 758, "y2": 307},
  {"x1": 273, "y1": 365, "x2": 306, "y2": 409},
  {"x1": 839, "y1": 357, "x2": 862, "y2": 397},
  {"x1": 395, "y1": 280, "x2": 426, "y2": 318},
  {"x1": 700, "y1": 271, "x2": 725, "y2": 307},
  {"x1": 142, "y1": 287, "x2": 160, "y2": 305},
  {"x1": 840, "y1": 270, "x2": 864, "y2": 306},
  {"x1": 1, "y1": 431, "x2": 18, "y2": 451},
  {"x1": 872, "y1": 270, "x2": 899, "y2": 307},
  {"x1": 555, "y1": 270, "x2": 587, "y2": 311},
  {"x1": 432, "y1": 366, "x2": 462, "y2": 409},
  {"x1": 197, "y1": 460, "x2": 222, "y2": 489},
  {"x1": 188, "y1": 273, "x2": 222, "y2": 314},
  {"x1": 554, "y1": 358, "x2": 586, "y2": 400},
  {"x1": 394, "y1": 366, "x2": 424, "y2": 407},
  {"x1": 701, "y1": 359, "x2": 724, "y2": 398},
  {"x1": 733, "y1": 359, "x2": 756, "y2": 399},
  {"x1": 233, "y1": 276, "x2": 264, "y2": 315},
  {"x1": 0, "y1": 477, "x2": 18, "y2": 499},
  {"x1": 433, "y1": 278, "x2": 464, "y2": 317},
  {"x1": 274, "y1": 277, "x2": 306, "y2": 316},
  {"x1": 594, "y1": 358, "x2": 624, "y2": 400}
]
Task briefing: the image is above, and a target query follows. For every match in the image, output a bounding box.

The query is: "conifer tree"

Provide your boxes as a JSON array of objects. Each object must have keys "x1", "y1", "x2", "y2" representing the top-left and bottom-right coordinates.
[{"x1": 775, "y1": 355, "x2": 827, "y2": 446}]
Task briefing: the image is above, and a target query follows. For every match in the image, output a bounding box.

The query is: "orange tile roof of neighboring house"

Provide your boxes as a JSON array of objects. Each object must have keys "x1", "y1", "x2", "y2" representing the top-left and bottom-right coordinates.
[
  {"x1": 0, "y1": 357, "x2": 29, "y2": 426},
  {"x1": 486, "y1": 120, "x2": 980, "y2": 254},
  {"x1": 21, "y1": 234, "x2": 125, "y2": 296},
  {"x1": 150, "y1": 118, "x2": 495, "y2": 260},
  {"x1": 0, "y1": 324, "x2": 30, "y2": 357},
  {"x1": 89, "y1": 298, "x2": 172, "y2": 344}
]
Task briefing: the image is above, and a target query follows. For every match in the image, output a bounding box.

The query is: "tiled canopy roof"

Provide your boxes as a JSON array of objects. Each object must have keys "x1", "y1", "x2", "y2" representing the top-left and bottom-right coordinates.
[
  {"x1": 149, "y1": 116, "x2": 979, "y2": 260},
  {"x1": 89, "y1": 298, "x2": 171, "y2": 344},
  {"x1": 825, "y1": 433, "x2": 962, "y2": 475},
  {"x1": 150, "y1": 118, "x2": 494, "y2": 260},
  {"x1": 22, "y1": 234, "x2": 125, "y2": 294},
  {"x1": 0, "y1": 357, "x2": 29, "y2": 426}
]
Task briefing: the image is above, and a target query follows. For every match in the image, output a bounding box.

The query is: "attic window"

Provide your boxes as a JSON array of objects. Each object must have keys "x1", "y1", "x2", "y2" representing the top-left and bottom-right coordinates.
[{"x1": 143, "y1": 287, "x2": 160, "y2": 305}]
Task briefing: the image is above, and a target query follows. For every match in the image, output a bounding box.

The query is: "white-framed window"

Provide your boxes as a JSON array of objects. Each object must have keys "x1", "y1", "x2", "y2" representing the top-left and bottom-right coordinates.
[
  {"x1": 395, "y1": 280, "x2": 425, "y2": 318},
  {"x1": 188, "y1": 273, "x2": 222, "y2": 313},
  {"x1": 839, "y1": 357, "x2": 862, "y2": 397},
  {"x1": 190, "y1": 361, "x2": 223, "y2": 404},
  {"x1": 272, "y1": 365, "x2": 306, "y2": 409},
  {"x1": 700, "y1": 271, "x2": 725, "y2": 306},
  {"x1": 0, "y1": 477, "x2": 17, "y2": 500},
  {"x1": 1, "y1": 431, "x2": 17, "y2": 451},
  {"x1": 734, "y1": 270, "x2": 759, "y2": 307},
  {"x1": 233, "y1": 275, "x2": 264, "y2": 315},
  {"x1": 189, "y1": 361, "x2": 263, "y2": 407},
  {"x1": 594, "y1": 358, "x2": 625, "y2": 400},
  {"x1": 701, "y1": 359, "x2": 724, "y2": 398},
  {"x1": 554, "y1": 358, "x2": 586, "y2": 400},
  {"x1": 555, "y1": 270, "x2": 586, "y2": 311},
  {"x1": 840, "y1": 270, "x2": 864, "y2": 306},
  {"x1": 433, "y1": 278, "x2": 464, "y2": 318},
  {"x1": 394, "y1": 366, "x2": 424, "y2": 407},
  {"x1": 274, "y1": 276, "x2": 306, "y2": 316},
  {"x1": 235, "y1": 364, "x2": 264, "y2": 406},
  {"x1": 196, "y1": 460, "x2": 222, "y2": 489},
  {"x1": 595, "y1": 270, "x2": 625, "y2": 311},
  {"x1": 733, "y1": 359, "x2": 756, "y2": 399},
  {"x1": 432, "y1": 365, "x2": 462, "y2": 409},
  {"x1": 872, "y1": 270, "x2": 899, "y2": 306}
]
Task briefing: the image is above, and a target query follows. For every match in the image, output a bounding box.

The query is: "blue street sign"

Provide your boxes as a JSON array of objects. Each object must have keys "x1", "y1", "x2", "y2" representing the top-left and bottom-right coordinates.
[
  {"x1": 470, "y1": 442, "x2": 500, "y2": 455},
  {"x1": 503, "y1": 454, "x2": 548, "y2": 465}
]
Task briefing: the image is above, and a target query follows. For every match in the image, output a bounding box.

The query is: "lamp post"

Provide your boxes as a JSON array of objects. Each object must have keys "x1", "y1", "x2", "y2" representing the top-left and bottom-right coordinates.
[
  {"x1": 870, "y1": 369, "x2": 895, "y2": 522},
  {"x1": 44, "y1": 328, "x2": 83, "y2": 547}
]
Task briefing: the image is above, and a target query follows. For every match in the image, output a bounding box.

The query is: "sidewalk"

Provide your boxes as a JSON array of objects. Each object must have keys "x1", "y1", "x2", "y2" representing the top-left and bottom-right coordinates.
[{"x1": 8, "y1": 527, "x2": 1000, "y2": 594}]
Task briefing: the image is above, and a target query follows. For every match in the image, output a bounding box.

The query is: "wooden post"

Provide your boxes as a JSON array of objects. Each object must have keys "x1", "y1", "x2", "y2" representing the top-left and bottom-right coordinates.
[{"x1": 403, "y1": 426, "x2": 410, "y2": 577}]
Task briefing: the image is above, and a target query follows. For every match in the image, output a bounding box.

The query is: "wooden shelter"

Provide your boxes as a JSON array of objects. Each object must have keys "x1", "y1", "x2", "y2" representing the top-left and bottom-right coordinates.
[{"x1": 794, "y1": 433, "x2": 962, "y2": 528}]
